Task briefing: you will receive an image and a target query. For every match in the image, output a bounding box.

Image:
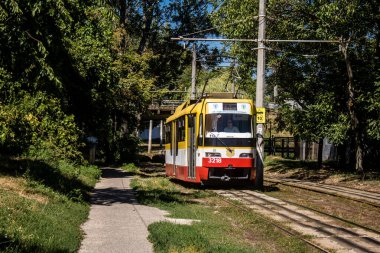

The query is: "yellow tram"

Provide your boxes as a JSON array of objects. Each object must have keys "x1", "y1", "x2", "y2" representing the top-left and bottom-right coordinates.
[{"x1": 165, "y1": 94, "x2": 256, "y2": 184}]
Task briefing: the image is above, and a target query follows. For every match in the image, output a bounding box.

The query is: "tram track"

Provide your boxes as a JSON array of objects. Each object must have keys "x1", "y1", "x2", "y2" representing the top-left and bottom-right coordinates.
[
  {"x1": 265, "y1": 177, "x2": 380, "y2": 208},
  {"x1": 272, "y1": 196, "x2": 380, "y2": 237},
  {"x1": 214, "y1": 189, "x2": 380, "y2": 253},
  {"x1": 216, "y1": 192, "x2": 330, "y2": 253}
]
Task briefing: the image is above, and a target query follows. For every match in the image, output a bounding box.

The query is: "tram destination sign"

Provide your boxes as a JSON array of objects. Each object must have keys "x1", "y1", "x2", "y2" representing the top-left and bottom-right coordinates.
[
  {"x1": 208, "y1": 103, "x2": 251, "y2": 114},
  {"x1": 223, "y1": 103, "x2": 237, "y2": 111}
]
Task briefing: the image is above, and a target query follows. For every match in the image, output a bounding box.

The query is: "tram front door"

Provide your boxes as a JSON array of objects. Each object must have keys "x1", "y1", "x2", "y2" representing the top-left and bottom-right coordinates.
[{"x1": 187, "y1": 115, "x2": 196, "y2": 179}]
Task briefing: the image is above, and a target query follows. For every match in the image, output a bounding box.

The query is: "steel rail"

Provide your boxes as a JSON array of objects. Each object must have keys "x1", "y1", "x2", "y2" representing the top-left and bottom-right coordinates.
[
  {"x1": 236, "y1": 190, "x2": 380, "y2": 251},
  {"x1": 241, "y1": 190, "x2": 380, "y2": 237},
  {"x1": 265, "y1": 178, "x2": 380, "y2": 208},
  {"x1": 220, "y1": 190, "x2": 380, "y2": 252},
  {"x1": 275, "y1": 178, "x2": 380, "y2": 200},
  {"x1": 215, "y1": 190, "x2": 331, "y2": 253}
]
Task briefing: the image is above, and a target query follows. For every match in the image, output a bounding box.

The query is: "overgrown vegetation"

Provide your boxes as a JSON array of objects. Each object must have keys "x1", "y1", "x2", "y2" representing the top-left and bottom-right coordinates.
[
  {"x1": 265, "y1": 156, "x2": 380, "y2": 183},
  {"x1": 0, "y1": 0, "x2": 217, "y2": 163},
  {"x1": 211, "y1": 0, "x2": 380, "y2": 171},
  {"x1": 0, "y1": 156, "x2": 100, "y2": 253},
  {"x1": 129, "y1": 165, "x2": 318, "y2": 253}
]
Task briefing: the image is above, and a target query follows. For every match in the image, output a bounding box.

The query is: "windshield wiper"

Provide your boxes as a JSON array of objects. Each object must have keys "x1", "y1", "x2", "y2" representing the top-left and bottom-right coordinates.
[{"x1": 210, "y1": 133, "x2": 233, "y2": 153}]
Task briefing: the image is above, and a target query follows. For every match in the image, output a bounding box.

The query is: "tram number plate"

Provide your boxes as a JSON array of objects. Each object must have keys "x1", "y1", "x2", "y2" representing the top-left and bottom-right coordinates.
[{"x1": 208, "y1": 157, "x2": 222, "y2": 164}]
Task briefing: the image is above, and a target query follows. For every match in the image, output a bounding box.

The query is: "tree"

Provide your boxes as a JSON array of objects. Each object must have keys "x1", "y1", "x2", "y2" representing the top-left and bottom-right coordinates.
[
  {"x1": 0, "y1": 0, "x2": 120, "y2": 161},
  {"x1": 211, "y1": 0, "x2": 380, "y2": 171}
]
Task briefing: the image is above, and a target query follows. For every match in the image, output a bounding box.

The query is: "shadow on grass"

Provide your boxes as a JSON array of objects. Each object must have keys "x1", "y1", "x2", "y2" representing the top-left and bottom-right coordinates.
[
  {"x1": 91, "y1": 167, "x2": 194, "y2": 206},
  {"x1": 135, "y1": 189, "x2": 192, "y2": 205},
  {"x1": 267, "y1": 159, "x2": 321, "y2": 172},
  {"x1": 0, "y1": 155, "x2": 93, "y2": 201},
  {"x1": 0, "y1": 236, "x2": 68, "y2": 253},
  {"x1": 170, "y1": 178, "x2": 281, "y2": 192},
  {"x1": 266, "y1": 157, "x2": 380, "y2": 182},
  {"x1": 121, "y1": 163, "x2": 165, "y2": 178}
]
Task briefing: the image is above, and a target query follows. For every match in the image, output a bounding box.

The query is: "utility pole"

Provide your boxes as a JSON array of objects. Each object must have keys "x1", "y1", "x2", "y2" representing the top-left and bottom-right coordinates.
[
  {"x1": 170, "y1": 0, "x2": 339, "y2": 190},
  {"x1": 148, "y1": 120, "x2": 153, "y2": 154},
  {"x1": 191, "y1": 44, "x2": 197, "y2": 100},
  {"x1": 255, "y1": 0, "x2": 266, "y2": 189},
  {"x1": 232, "y1": 59, "x2": 236, "y2": 95}
]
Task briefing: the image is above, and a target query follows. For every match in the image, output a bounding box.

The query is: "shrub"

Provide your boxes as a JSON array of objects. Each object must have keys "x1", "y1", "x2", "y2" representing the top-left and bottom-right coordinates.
[{"x1": 0, "y1": 92, "x2": 83, "y2": 161}]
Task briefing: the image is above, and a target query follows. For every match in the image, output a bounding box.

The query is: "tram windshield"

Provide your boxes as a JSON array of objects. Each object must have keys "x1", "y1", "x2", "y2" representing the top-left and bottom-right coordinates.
[{"x1": 205, "y1": 113, "x2": 253, "y2": 138}]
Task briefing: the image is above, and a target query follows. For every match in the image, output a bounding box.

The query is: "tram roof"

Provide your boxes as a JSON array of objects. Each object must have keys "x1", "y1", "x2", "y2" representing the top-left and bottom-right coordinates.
[{"x1": 166, "y1": 98, "x2": 254, "y2": 123}]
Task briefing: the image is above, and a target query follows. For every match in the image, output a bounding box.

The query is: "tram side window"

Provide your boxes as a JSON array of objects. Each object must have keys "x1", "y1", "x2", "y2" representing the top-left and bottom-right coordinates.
[
  {"x1": 198, "y1": 114, "x2": 203, "y2": 146},
  {"x1": 177, "y1": 116, "x2": 185, "y2": 142},
  {"x1": 165, "y1": 123, "x2": 171, "y2": 144},
  {"x1": 165, "y1": 123, "x2": 172, "y2": 155}
]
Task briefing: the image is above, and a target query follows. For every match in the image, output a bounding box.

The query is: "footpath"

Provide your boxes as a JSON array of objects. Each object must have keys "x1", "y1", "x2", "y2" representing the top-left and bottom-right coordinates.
[{"x1": 79, "y1": 167, "x2": 168, "y2": 253}]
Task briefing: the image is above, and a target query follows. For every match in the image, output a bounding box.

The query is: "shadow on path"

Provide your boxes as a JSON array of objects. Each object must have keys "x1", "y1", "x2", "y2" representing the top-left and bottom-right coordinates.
[
  {"x1": 90, "y1": 168, "x2": 138, "y2": 206},
  {"x1": 100, "y1": 167, "x2": 132, "y2": 178}
]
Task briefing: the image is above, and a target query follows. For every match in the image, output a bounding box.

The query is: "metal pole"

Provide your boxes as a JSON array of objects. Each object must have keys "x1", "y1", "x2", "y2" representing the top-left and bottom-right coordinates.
[
  {"x1": 160, "y1": 120, "x2": 163, "y2": 148},
  {"x1": 191, "y1": 44, "x2": 197, "y2": 100},
  {"x1": 281, "y1": 139, "x2": 284, "y2": 158},
  {"x1": 287, "y1": 137, "x2": 290, "y2": 158},
  {"x1": 232, "y1": 59, "x2": 236, "y2": 94},
  {"x1": 255, "y1": 0, "x2": 266, "y2": 189},
  {"x1": 148, "y1": 120, "x2": 153, "y2": 154}
]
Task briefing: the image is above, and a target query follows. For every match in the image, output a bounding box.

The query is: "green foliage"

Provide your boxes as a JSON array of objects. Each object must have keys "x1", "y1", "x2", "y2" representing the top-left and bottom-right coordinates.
[
  {"x1": 0, "y1": 0, "x2": 158, "y2": 162},
  {"x1": 367, "y1": 79, "x2": 380, "y2": 140},
  {"x1": 0, "y1": 0, "x2": 219, "y2": 163},
  {"x1": 0, "y1": 92, "x2": 82, "y2": 160},
  {"x1": 0, "y1": 156, "x2": 100, "y2": 253},
  {"x1": 212, "y1": 0, "x2": 380, "y2": 169}
]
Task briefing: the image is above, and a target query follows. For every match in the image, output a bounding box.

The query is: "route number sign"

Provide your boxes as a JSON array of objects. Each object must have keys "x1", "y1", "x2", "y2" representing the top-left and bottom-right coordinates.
[{"x1": 256, "y1": 107, "x2": 266, "y2": 124}]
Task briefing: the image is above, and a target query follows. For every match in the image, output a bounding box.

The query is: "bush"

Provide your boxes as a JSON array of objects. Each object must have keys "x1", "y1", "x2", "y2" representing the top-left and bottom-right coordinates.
[{"x1": 0, "y1": 92, "x2": 83, "y2": 161}]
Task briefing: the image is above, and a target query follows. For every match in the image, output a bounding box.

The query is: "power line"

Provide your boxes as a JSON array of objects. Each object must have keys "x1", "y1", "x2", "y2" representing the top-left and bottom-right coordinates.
[
  {"x1": 172, "y1": 37, "x2": 339, "y2": 43},
  {"x1": 266, "y1": 47, "x2": 340, "y2": 57},
  {"x1": 173, "y1": 37, "x2": 258, "y2": 42},
  {"x1": 178, "y1": 16, "x2": 259, "y2": 38}
]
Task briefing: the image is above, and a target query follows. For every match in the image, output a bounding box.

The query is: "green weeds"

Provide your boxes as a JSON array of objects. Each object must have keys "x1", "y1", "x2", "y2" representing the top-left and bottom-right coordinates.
[
  {"x1": 121, "y1": 163, "x2": 140, "y2": 174},
  {"x1": 131, "y1": 175, "x2": 317, "y2": 253},
  {"x1": 0, "y1": 156, "x2": 100, "y2": 253}
]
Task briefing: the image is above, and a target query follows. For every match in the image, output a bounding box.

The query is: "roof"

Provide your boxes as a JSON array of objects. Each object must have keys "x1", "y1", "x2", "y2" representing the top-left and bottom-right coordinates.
[{"x1": 166, "y1": 98, "x2": 254, "y2": 123}]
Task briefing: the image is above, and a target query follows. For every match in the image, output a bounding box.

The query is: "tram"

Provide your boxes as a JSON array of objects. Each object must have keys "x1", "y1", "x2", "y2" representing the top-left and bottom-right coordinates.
[{"x1": 165, "y1": 93, "x2": 256, "y2": 184}]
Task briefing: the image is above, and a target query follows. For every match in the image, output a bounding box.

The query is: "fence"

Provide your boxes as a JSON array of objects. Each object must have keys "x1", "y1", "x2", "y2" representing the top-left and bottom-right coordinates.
[
  {"x1": 138, "y1": 121, "x2": 338, "y2": 161},
  {"x1": 264, "y1": 137, "x2": 337, "y2": 161}
]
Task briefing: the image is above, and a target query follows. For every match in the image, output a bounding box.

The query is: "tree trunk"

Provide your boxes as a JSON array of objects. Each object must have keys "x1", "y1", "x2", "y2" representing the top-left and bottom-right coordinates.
[
  {"x1": 138, "y1": 0, "x2": 155, "y2": 54},
  {"x1": 317, "y1": 138, "x2": 323, "y2": 169},
  {"x1": 294, "y1": 136, "x2": 299, "y2": 159},
  {"x1": 119, "y1": 0, "x2": 127, "y2": 50},
  {"x1": 341, "y1": 41, "x2": 364, "y2": 172}
]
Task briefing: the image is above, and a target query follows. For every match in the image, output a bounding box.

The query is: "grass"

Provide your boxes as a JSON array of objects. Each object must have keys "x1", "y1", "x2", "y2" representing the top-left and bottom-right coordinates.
[
  {"x1": 0, "y1": 155, "x2": 100, "y2": 253},
  {"x1": 265, "y1": 155, "x2": 380, "y2": 196},
  {"x1": 129, "y1": 165, "x2": 318, "y2": 253},
  {"x1": 121, "y1": 162, "x2": 165, "y2": 178},
  {"x1": 265, "y1": 156, "x2": 380, "y2": 182}
]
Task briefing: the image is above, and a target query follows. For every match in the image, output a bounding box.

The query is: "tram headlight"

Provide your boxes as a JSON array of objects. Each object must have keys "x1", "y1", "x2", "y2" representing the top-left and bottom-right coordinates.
[
  {"x1": 240, "y1": 153, "x2": 253, "y2": 158},
  {"x1": 206, "y1": 152, "x2": 221, "y2": 157}
]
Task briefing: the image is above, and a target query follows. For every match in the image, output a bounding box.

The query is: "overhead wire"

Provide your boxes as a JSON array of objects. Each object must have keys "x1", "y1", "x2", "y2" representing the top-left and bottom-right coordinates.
[
  {"x1": 178, "y1": 16, "x2": 259, "y2": 38},
  {"x1": 265, "y1": 46, "x2": 340, "y2": 57}
]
